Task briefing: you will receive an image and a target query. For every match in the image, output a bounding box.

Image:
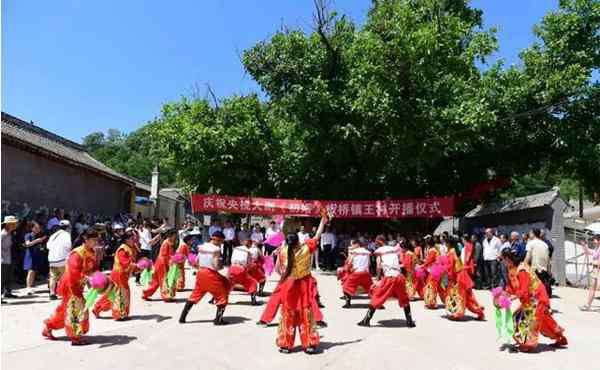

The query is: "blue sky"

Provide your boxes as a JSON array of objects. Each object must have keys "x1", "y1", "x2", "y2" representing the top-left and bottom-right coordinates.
[{"x1": 2, "y1": 0, "x2": 557, "y2": 143}]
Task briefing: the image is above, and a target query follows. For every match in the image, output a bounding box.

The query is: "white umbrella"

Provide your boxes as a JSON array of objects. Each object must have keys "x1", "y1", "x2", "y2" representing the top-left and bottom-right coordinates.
[{"x1": 585, "y1": 222, "x2": 600, "y2": 235}]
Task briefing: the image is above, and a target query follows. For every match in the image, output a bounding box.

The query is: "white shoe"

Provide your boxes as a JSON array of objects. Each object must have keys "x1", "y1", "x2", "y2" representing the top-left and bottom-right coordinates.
[{"x1": 25, "y1": 288, "x2": 35, "y2": 296}]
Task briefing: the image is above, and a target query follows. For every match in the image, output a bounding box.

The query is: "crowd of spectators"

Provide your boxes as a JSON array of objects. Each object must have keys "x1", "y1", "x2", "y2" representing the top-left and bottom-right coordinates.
[{"x1": 2, "y1": 211, "x2": 597, "y2": 310}]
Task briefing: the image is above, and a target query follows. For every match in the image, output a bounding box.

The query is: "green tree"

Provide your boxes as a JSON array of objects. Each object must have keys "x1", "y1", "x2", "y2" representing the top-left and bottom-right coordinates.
[{"x1": 96, "y1": 0, "x2": 600, "y2": 203}]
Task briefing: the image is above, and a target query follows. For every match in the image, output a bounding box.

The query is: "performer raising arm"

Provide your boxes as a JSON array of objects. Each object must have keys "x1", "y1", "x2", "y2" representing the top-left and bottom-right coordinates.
[{"x1": 276, "y1": 213, "x2": 327, "y2": 354}]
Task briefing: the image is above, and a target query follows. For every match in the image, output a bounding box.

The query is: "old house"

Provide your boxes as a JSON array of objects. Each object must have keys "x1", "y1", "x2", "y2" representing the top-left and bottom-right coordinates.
[{"x1": 1, "y1": 112, "x2": 136, "y2": 218}]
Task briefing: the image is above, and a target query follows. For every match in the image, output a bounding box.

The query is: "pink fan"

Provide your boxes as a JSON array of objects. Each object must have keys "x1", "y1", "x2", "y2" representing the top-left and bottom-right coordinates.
[
  {"x1": 188, "y1": 253, "x2": 198, "y2": 266},
  {"x1": 491, "y1": 286, "x2": 504, "y2": 298},
  {"x1": 415, "y1": 266, "x2": 426, "y2": 280},
  {"x1": 171, "y1": 253, "x2": 185, "y2": 264},
  {"x1": 498, "y1": 295, "x2": 511, "y2": 309},
  {"x1": 265, "y1": 232, "x2": 285, "y2": 247},
  {"x1": 89, "y1": 272, "x2": 108, "y2": 290},
  {"x1": 137, "y1": 258, "x2": 152, "y2": 270},
  {"x1": 430, "y1": 263, "x2": 444, "y2": 279},
  {"x1": 263, "y1": 255, "x2": 275, "y2": 276}
]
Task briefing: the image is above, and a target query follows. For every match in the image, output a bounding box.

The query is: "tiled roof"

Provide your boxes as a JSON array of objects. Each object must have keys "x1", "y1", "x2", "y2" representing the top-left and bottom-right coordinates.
[
  {"x1": 1, "y1": 112, "x2": 134, "y2": 185},
  {"x1": 465, "y1": 190, "x2": 566, "y2": 218}
]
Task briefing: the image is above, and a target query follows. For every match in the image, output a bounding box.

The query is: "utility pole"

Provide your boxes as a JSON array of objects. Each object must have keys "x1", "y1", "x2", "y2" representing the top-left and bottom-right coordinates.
[
  {"x1": 579, "y1": 184, "x2": 584, "y2": 218},
  {"x1": 151, "y1": 165, "x2": 160, "y2": 219}
]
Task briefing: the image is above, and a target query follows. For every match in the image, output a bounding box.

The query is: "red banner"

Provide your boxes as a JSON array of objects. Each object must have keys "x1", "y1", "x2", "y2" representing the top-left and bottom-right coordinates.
[{"x1": 191, "y1": 194, "x2": 454, "y2": 219}]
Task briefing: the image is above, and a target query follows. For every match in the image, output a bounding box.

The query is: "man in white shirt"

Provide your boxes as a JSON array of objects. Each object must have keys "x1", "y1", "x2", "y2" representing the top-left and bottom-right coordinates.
[
  {"x1": 250, "y1": 224, "x2": 264, "y2": 243},
  {"x1": 320, "y1": 227, "x2": 337, "y2": 271},
  {"x1": 265, "y1": 221, "x2": 278, "y2": 240},
  {"x1": 341, "y1": 238, "x2": 372, "y2": 308},
  {"x1": 525, "y1": 228, "x2": 552, "y2": 297},
  {"x1": 482, "y1": 228, "x2": 502, "y2": 289},
  {"x1": 47, "y1": 220, "x2": 72, "y2": 300},
  {"x1": 237, "y1": 223, "x2": 251, "y2": 245},
  {"x1": 297, "y1": 225, "x2": 311, "y2": 244},
  {"x1": 228, "y1": 236, "x2": 259, "y2": 305},
  {"x1": 135, "y1": 220, "x2": 161, "y2": 285},
  {"x1": 357, "y1": 235, "x2": 415, "y2": 327},
  {"x1": 222, "y1": 220, "x2": 236, "y2": 266},
  {"x1": 208, "y1": 220, "x2": 222, "y2": 241},
  {"x1": 179, "y1": 231, "x2": 230, "y2": 325}
]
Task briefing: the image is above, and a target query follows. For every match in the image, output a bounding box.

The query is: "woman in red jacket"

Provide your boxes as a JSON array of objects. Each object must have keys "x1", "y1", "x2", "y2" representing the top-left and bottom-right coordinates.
[
  {"x1": 444, "y1": 238, "x2": 484, "y2": 320},
  {"x1": 93, "y1": 230, "x2": 139, "y2": 320},
  {"x1": 400, "y1": 240, "x2": 418, "y2": 300},
  {"x1": 421, "y1": 238, "x2": 446, "y2": 309},
  {"x1": 501, "y1": 249, "x2": 567, "y2": 352},
  {"x1": 42, "y1": 229, "x2": 99, "y2": 345},
  {"x1": 176, "y1": 234, "x2": 193, "y2": 291},
  {"x1": 142, "y1": 229, "x2": 178, "y2": 302}
]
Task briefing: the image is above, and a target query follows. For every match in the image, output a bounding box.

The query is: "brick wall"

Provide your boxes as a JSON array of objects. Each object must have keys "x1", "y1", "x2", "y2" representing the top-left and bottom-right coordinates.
[{"x1": 1, "y1": 143, "x2": 132, "y2": 218}]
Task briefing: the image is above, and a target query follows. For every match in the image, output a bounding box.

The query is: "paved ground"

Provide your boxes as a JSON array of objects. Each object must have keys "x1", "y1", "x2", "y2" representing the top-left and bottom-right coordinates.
[{"x1": 2, "y1": 268, "x2": 598, "y2": 370}]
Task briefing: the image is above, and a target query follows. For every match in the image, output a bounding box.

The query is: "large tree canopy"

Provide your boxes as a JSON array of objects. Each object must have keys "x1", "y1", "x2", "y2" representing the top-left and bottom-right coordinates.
[{"x1": 88, "y1": 0, "x2": 600, "y2": 204}]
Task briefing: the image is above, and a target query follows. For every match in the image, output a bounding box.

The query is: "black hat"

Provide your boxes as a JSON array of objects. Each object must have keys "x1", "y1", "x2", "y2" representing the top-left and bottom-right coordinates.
[{"x1": 211, "y1": 230, "x2": 225, "y2": 239}]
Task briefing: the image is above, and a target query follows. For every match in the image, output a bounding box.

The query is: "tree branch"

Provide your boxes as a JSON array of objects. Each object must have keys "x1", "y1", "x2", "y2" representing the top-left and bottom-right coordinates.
[{"x1": 205, "y1": 83, "x2": 220, "y2": 110}]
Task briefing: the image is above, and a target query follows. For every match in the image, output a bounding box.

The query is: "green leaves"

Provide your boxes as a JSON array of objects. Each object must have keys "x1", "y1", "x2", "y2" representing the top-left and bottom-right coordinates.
[{"x1": 87, "y1": 0, "x2": 600, "y2": 203}]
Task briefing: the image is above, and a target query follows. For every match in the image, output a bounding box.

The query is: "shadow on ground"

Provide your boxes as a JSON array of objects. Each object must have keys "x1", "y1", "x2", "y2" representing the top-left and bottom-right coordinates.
[
  {"x1": 376, "y1": 319, "x2": 418, "y2": 328},
  {"x1": 128, "y1": 314, "x2": 172, "y2": 323},
  {"x1": 185, "y1": 316, "x2": 250, "y2": 325}
]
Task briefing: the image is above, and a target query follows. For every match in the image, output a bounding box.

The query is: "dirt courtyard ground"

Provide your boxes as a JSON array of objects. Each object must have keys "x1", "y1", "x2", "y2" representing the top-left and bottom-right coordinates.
[{"x1": 2, "y1": 268, "x2": 598, "y2": 370}]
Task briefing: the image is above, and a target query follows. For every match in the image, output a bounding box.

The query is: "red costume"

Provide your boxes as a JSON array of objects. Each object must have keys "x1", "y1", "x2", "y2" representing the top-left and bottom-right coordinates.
[
  {"x1": 188, "y1": 242, "x2": 231, "y2": 306},
  {"x1": 228, "y1": 245, "x2": 258, "y2": 295},
  {"x1": 462, "y1": 241, "x2": 476, "y2": 278},
  {"x1": 444, "y1": 248, "x2": 484, "y2": 320},
  {"x1": 369, "y1": 245, "x2": 409, "y2": 309},
  {"x1": 247, "y1": 245, "x2": 266, "y2": 284},
  {"x1": 422, "y1": 248, "x2": 446, "y2": 309},
  {"x1": 341, "y1": 246, "x2": 372, "y2": 297},
  {"x1": 276, "y1": 239, "x2": 320, "y2": 351},
  {"x1": 176, "y1": 242, "x2": 190, "y2": 291},
  {"x1": 506, "y1": 263, "x2": 567, "y2": 351},
  {"x1": 43, "y1": 245, "x2": 97, "y2": 342},
  {"x1": 261, "y1": 276, "x2": 323, "y2": 324},
  {"x1": 143, "y1": 239, "x2": 176, "y2": 301},
  {"x1": 402, "y1": 250, "x2": 418, "y2": 300},
  {"x1": 93, "y1": 243, "x2": 138, "y2": 320}
]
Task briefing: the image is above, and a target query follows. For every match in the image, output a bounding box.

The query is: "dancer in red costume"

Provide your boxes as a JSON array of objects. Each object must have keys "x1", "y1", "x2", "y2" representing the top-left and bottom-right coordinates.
[
  {"x1": 257, "y1": 245, "x2": 326, "y2": 327},
  {"x1": 175, "y1": 234, "x2": 193, "y2": 291},
  {"x1": 501, "y1": 248, "x2": 567, "y2": 352},
  {"x1": 42, "y1": 229, "x2": 99, "y2": 345},
  {"x1": 357, "y1": 236, "x2": 415, "y2": 327},
  {"x1": 443, "y1": 237, "x2": 484, "y2": 320},
  {"x1": 460, "y1": 234, "x2": 476, "y2": 281},
  {"x1": 421, "y1": 238, "x2": 446, "y2": 309},
  {"x1": 275, "y1": 214, "x2": 327, "y2": 354},
  {"x1": 93, "y1": 230, "x2": 139, "y2": 320},
  {"x1": 179, "y1": 231, "x2": 231, "y2": 325},
  {"x1": 399, "y1": 238, "x2": 418, "y2": 300},
  {"x1": 341, "y1": 238, "x2": 372, "y2": 308},
  {"x1": 228, "y1": 236, "x2": 260, "y2": 305},
  {"x1": 142, "y1": 229, "x2": 178, "y2": 302},
  {"x1": 247, "y1": 241, "x2": 266, "y2": 296}
]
